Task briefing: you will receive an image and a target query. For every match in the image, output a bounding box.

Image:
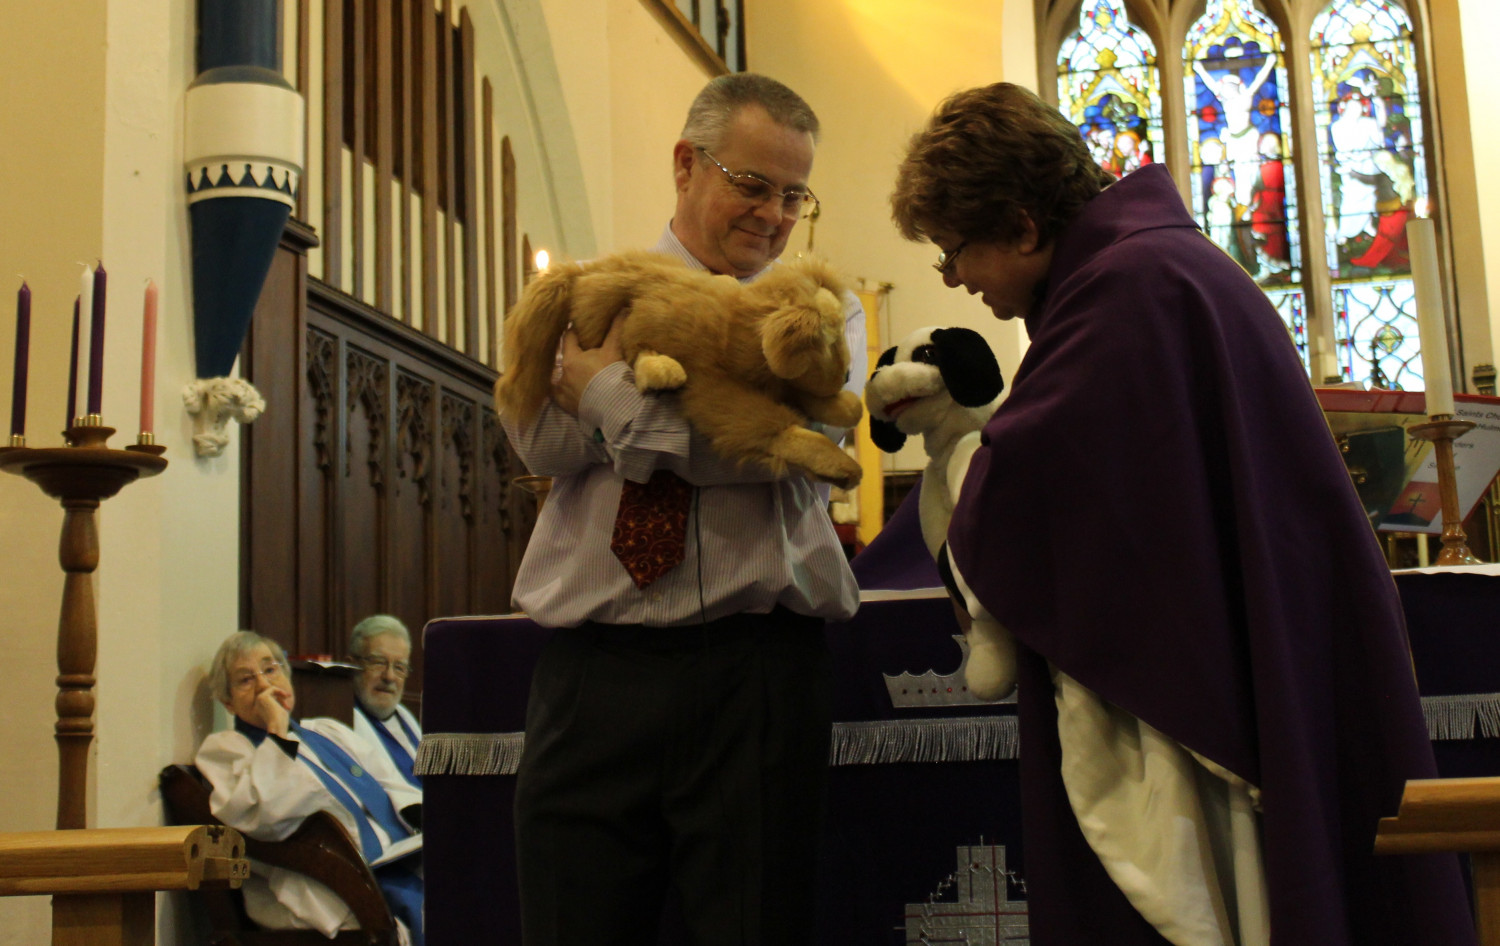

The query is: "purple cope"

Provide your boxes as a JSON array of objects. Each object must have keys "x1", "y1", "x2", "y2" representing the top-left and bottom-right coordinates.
[{"x1": 948, "y1": 165, "x2": 1475, "y2": 945}]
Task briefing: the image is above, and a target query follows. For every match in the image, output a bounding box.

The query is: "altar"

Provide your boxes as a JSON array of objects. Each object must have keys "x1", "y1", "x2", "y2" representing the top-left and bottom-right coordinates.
[
  {"x1": 415, "y1": 502, "x2": 1500, "y2": 944},
  {"x1": 416, "y1": 590, "x2": 1028, "y2": 945}
]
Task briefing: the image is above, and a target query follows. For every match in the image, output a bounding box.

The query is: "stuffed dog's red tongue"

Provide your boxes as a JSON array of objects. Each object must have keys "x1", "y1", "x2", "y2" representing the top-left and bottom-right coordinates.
[{"x1": 884, "y1": 397, "x2": 916, "y2": 419}]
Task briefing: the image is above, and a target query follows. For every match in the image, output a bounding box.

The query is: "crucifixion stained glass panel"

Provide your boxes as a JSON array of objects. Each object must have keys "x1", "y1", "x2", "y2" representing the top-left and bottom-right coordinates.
[{"x1": 1183, "y1": 0, "x2": 1307, "y2": 367}]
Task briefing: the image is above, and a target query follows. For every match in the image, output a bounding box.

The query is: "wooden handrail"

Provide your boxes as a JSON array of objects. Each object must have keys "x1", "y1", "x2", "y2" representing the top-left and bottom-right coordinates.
[
  {"x1": 1375, "y1": 776, "x2": 1500, "y2": 855},
  {"x1": 1376, "y1": 776, "x2": 1500, "y2": 945},
  {"x1": 0, "y1": 825, "x2": 247, "y2": 897}
]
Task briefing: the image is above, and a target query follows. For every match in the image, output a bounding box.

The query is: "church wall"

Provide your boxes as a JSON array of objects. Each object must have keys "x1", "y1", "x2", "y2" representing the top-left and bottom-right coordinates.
[
  {"x1": 1455, "y1": 0, "x2": 1500, "y2": 372},
  {"x1": 747, "y1": 0, "x2": 1038, "y2": 474},
  {"x1": 530, "y1": 0, "x2": 723, "y2": 257},
  {"x1": 0, "y1": 4, "x2": 110, "y2": 938},
  {"x1": 0, "y1": 0, "x2": 236, "y2": 940},
  {"x1": 602, "y1": 0, "x2": 720, "y2": 251},
  {"x1": 473, "y1": 0, "x2": 601, "y2": 262}
]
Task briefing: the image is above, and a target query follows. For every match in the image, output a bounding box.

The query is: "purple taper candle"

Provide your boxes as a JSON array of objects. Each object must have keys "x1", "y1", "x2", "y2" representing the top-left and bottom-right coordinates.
[
  {"x1": 10, "y1": 281, "x2": 30, "y2": 437},
  {"x1": 86, "y1": 262, "x2": 107, "y2": 416},
  {"x1": 66, "y1": 296, "x2": 80, "y2": 428}
]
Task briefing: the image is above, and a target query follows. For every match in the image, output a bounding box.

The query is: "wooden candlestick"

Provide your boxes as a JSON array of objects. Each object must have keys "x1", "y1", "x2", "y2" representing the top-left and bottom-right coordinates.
[
  {"x1": 0, "y1": 427, "x2": 167, "y2": 829},
  {"x1": 1407, "y1": 417, "x2": 1481, "y2": 567}
]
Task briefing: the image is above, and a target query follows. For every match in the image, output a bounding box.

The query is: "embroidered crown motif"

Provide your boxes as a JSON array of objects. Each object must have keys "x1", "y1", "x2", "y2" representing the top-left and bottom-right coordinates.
[{"x1": 884, "y1": 635, "x2": 1016, "y2": 709}]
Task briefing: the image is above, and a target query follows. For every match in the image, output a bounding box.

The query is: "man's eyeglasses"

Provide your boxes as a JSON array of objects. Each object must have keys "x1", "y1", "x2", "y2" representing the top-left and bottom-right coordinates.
[
  {"x1": 698, "y1": 147, "x2": 819, "y2": 220},
  {"x1": 357, "y1": 656, "x2": 412, "y2": 678},
  {"x1": 231, "y1": 662, "x2": 288, "y2": 691},
  {"x1": 933, "y1": 240, "x2": 968, "y2": 275}
]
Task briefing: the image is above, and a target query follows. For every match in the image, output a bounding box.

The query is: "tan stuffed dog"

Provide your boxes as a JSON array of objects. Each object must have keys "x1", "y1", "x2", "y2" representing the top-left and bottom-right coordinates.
[{"x1": 496, "y1": 250, "x2": 864, "y2": 488}]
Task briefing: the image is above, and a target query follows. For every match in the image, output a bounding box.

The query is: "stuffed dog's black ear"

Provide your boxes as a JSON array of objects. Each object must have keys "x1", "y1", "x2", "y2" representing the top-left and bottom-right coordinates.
[
  {"x1": 868, "y1": 346, "x2": 906, "y2": 452},
  {"x1": 869, "y1": 416, "x2": 907, "y2": 453},
  {"x1": 931, "y1": 327, "x2": 1004, "y2": 407}
]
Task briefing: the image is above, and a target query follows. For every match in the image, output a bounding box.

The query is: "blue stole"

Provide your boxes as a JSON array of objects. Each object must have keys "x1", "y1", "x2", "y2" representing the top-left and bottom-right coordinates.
[
  {"x1": 358, "y1": 704, "x2": 422, "y2": 788},
  {"x1": 291, "y1": 721, "x2": 411, "y2": 857},
  {"x1": 235, "y1": 718, "x2": 409, "y2": 860},
  {"x1": 234, "y1": 719, "x2": 422, "y2": 943}
]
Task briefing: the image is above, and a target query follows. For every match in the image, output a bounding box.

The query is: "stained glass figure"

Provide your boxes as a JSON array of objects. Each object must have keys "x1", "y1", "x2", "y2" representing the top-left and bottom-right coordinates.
[
  {"x1": 1311, "y1": 0, "x2": 1428, "y2": 389},
  {"x1": 1184, "y1": 0, "x2": 1302, "y2": 301},
  {"x1": 1057, "y1": 0, "x2": 1163, "y2": 181}
]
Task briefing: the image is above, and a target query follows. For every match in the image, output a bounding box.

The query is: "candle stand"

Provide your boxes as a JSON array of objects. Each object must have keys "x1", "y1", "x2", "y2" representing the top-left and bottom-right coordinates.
[
  {"x1": 513, "y1": 474, "x2": 552, "y2": 511},
  {"x1": 0, "y1": 425, "x2": 166, "y2": 830},
  {"x1": 1407, "y1": 416, "x2": 1482, "y2": 567}
]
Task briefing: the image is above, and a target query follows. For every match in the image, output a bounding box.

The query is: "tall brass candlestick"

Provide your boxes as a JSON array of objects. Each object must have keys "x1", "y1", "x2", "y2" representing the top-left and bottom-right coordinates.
[
  {"x1": 1407, "y1": 417, "x2": 1481, "y2": 567},
  {"x1": 0, "y1": 426, "x2": 166, "y2": 829}
]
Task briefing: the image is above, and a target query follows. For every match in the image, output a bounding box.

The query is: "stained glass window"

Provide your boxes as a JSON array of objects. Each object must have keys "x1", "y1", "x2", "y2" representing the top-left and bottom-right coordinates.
[
  {"x1": 1183, "y1": 0, "x2": 1306, "y2": 367},
  {"x1": 1057, "y1": 0, "x2": 1164, "y2": 181},
  {"x1": 1310, "y1": 0, "x2": 1427, "y2": 388},
  {"x1": 1335, "y1": 282, "x2": 1422, "y2": 388},
  {"x1": 1045, "y1": 0, "x2": 1446, "y2": 389}
]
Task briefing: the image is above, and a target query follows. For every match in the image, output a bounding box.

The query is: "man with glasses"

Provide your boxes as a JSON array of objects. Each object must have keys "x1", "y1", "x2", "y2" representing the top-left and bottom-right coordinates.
[
  {"x1": 500, "y1": 73, "x2": 865, "y2": 945},
  {"x1": 348, "y1": 614, "x2": 422, "y2": 788},
  {"x1": 196, "y1": 631, "x2": 425, "y2": 944}
]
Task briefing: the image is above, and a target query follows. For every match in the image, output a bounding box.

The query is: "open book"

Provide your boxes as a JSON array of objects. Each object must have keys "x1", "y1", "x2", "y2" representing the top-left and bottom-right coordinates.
[{"x1": 1317, "y1": 388, "x2": 1500, "y2": 534}]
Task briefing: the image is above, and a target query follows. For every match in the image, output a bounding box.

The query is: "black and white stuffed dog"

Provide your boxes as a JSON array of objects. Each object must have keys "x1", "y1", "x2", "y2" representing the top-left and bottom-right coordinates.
[{"x1": 865, "y1": 326, "x2": 1016, "y2": 700}]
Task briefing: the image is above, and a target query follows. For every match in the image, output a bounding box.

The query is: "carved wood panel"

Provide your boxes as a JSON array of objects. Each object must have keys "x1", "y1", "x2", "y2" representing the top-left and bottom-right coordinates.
[{"x1": 243, "y1": 221, "x2": 534, "y2": 712}]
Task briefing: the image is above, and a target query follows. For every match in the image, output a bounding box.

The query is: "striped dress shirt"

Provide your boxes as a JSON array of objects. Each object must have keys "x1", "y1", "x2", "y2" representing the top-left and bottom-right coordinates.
[{"x1": 500, "y1": 224, "x2": 865, "y2": 628}]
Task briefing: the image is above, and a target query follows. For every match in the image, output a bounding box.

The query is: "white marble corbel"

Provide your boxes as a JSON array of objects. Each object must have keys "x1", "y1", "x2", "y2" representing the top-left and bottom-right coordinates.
[{"x1": 182, "y1": 377, "x2": 266, "y2": 457}]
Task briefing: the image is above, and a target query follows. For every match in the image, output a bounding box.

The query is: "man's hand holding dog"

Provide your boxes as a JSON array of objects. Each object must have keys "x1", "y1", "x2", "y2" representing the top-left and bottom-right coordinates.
[{"x1": 553, "y1": 314, "x2": 626, "y2": 415}]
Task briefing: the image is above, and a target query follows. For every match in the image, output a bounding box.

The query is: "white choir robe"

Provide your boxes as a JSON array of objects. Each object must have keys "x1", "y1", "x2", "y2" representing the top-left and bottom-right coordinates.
[
  {"x1": 196, "y1": 715, "x2": 423, "y2": 940},
  {"x1": 353, "y1": 703, "x2": 423, "y2": 787}
]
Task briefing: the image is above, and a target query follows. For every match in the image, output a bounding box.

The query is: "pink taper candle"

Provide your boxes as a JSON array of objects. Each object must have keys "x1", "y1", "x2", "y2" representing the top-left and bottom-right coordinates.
[{"x1": 140, "y1": 280, "x2": 158, "y2": 434}]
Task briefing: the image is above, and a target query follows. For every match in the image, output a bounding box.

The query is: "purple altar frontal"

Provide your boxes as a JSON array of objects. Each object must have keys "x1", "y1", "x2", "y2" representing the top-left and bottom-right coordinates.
[
  {"x1": 417, "y1": 588, "x2": 1028, "y2": 946},
  {"x1": 416, "y1": 564, "x2": 1500, "y2": 945}
]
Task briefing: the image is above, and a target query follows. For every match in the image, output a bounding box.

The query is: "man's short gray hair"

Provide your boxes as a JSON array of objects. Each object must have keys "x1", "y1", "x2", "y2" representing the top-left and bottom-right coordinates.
[
  {"x1": 209, "y1": 631, "x2": 289, "y2": 705},
  {"x1": 680, "y1": 73, "x2": 820, "y2": 151},
  {"x1": 349, "y1": 614, "x2": 411, "y2": 657}
]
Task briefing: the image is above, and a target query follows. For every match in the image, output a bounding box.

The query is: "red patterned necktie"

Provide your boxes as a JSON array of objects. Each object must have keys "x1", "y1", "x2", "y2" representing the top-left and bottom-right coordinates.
[{"x1": 610, "y1": 470, "x2": 693, "y2": 589}]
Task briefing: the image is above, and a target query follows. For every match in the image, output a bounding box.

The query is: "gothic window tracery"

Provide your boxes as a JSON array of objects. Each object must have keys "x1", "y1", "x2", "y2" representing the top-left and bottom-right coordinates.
[
  {"x1": 1057, "y1": 0, "x2": 1165, "y2": 181},
  {"x1": 1311, "y1": 0, "x2": 1428, "y2": 387},
  {"x1": 1048, "y1": 0, "x2": 1440, "y2": 388}
]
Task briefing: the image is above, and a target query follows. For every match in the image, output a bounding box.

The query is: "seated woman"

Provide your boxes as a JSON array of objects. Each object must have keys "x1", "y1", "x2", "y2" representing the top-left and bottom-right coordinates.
[{"x1": 196, "y1": 631, "x2": 424, "y2": 945}]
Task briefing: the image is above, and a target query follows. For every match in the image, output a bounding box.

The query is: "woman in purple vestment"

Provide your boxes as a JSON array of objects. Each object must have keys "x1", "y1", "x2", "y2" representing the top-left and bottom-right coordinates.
[{"x1": 888, "y1": 82, "x2": 1475, "y2": 946}]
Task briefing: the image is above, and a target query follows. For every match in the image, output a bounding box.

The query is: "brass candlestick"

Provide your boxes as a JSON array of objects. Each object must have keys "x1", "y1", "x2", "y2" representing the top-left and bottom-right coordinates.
[
  {"x1": 513, "y1": 474, "x2": 553, "y2": 511},
  {"x1": 0, "y1": 426, "x2": 167, "y2": 829},
  {"x1": 1407, "y1": 416, "x2": 1481, "y2": 567}
]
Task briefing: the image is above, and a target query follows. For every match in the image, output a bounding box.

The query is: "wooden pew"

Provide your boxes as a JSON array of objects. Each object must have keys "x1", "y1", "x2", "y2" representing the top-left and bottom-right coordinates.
[
  {"x1": 0, "y1": 824, "x2": 247, "y2": 946},
  {"x1": 1376, "y1": 776, "x2": 1500, "y2": 945}
]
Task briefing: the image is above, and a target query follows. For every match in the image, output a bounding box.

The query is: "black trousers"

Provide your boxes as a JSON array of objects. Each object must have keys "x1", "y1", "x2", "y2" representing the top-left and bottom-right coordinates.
[{"x1": 513, "y1": 608, "x2": 832, "y2": 946}]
